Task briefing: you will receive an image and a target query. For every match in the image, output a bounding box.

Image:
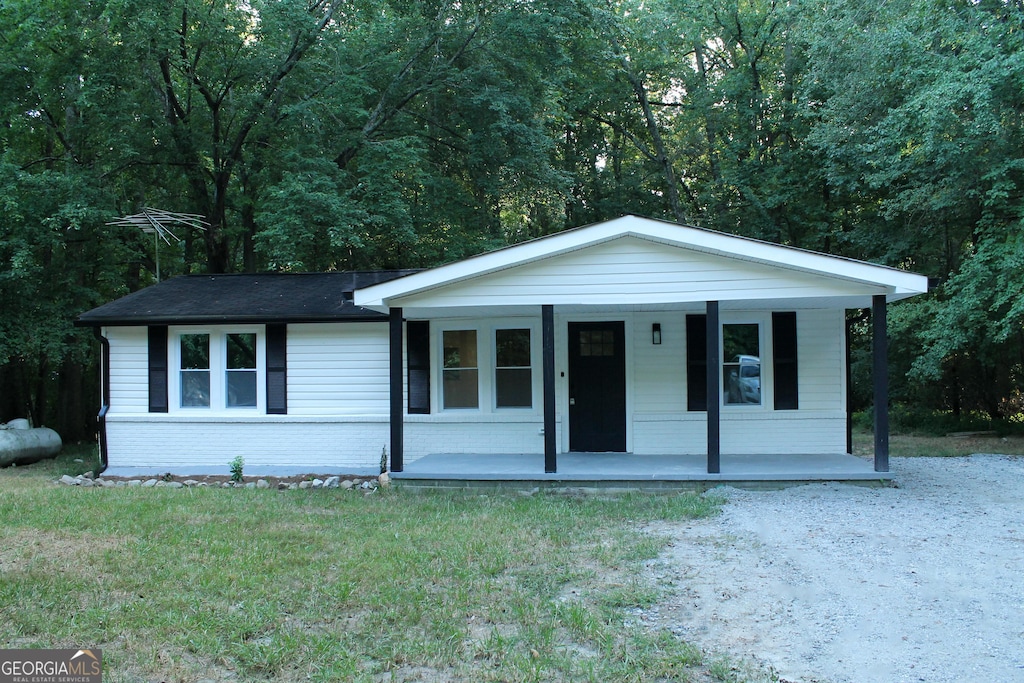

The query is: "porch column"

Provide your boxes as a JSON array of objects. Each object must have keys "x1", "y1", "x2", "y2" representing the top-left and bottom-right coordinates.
[
  {"x1": 872, "y1": 294, "x2": 889, "y2": 472},
  {"x1": 845, "y1": 314, "x2": 854, "y2": 455},
  {"x1": 706, "y1": 300, "x2": 721, "y2": 474},
  {"x1": 542, "y1": 304, "x2": 557, "y2": 473},
  {"x1": 389, "y1": 307, "x2": 404, "y2": 473}
]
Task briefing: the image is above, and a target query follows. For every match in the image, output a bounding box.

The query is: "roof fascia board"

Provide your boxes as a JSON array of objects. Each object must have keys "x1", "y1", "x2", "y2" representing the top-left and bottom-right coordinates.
[
  {"x1": 74, "y1": 314, "x2": 388, "y2": 327},
  {"x1": 629, "y1": 232, "x2": 927, "y2": 294}
]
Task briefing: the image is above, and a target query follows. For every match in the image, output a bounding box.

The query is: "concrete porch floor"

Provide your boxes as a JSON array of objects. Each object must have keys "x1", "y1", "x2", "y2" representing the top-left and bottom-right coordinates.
[{"x1": 391, "y1": 452, "x2": 892, "y2": 490}]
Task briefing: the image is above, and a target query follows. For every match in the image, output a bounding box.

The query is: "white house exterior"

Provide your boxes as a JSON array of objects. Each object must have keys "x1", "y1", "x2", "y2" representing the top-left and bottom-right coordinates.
[{"x1": 77, "y1": 216, "x2": 928, "y2": 478}]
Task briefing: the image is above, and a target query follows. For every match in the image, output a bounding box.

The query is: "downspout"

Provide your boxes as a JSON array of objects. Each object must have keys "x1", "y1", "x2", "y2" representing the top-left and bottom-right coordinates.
[{"x1": 92, "y1": 327, "x2": 110, "y2": 474}]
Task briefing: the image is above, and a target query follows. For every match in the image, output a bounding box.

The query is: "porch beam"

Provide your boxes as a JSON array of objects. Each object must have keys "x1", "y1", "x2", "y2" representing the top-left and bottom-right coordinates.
[
  {"x1": 542, "y1": 304, "x2": 557, "y2": 473},
  {"x1": 706, "y1": 300, "x2": 721, "y2": 474},
  {"x1": 389, "y1": 307, "x2": 404, "y2": 473},
  {"x1": 873, "y1": 295, "x2": 889, "y2": 472}
]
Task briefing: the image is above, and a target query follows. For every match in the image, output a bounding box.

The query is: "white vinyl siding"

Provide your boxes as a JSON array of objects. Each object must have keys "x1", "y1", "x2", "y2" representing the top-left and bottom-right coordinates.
[
  {"x1": 287, "y1": 323, "x2": 391, "y2": 416},
  {"x1": 391, "y1": 236, "x2": 888, "y2": 308},
  {"x1": 796, "y1": 308, "x2": 845, "y2": 411},
  {"x1": 106, "y1": 326, "x2": 150, "y2": 414},
  {"x1": 632, "y1": 314, "x2": 686, "y2": 414},
  {"x1": 629, "y1": 308, "x2": 847, "y2": 454},
  {"x1": 355, "y1": 216, "x2": 928, "y2": 311}
]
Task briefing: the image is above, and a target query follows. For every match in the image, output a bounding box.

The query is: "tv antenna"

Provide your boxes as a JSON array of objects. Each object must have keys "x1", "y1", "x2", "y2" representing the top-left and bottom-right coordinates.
[{"x1": 107, "y1": 208, "x2": 208, "y2": 281}]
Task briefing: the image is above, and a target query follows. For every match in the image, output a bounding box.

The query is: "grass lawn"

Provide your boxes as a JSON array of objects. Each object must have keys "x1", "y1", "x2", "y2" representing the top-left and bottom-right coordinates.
[
  {"x1": 0, "y1": 447, "x2": 757, "y2": 683},
  {"x1": 852, "y1": 429, "x2": 1024, "y2": 458}
]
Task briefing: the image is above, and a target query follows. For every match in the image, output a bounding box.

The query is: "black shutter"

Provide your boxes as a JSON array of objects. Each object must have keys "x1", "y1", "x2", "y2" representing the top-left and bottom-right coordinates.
[
  {"x1": 148, "y1": 326, "x2": 168, "y2": 413},
  {"x1": 407, "y1": 320, "x2": 430, "y2": 414},
  {"x1": 266, "y1": 324, "x2": 288, "y2": 415},
  {"x1": 773, "y1": 311, "x2": 799, "y2": 410},
  {"x1": 686, "y1": 314, "x2": 707, "y2": 411}
]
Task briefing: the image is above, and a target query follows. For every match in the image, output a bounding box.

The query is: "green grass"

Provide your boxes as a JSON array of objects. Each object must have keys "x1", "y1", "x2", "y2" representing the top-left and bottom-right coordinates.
[
  {"x1": 852, "y1": 429, "x2": 1024, "y2": 458},
  {"x1": 0, "y1": 449, "x2": 762, "y2": 683}
]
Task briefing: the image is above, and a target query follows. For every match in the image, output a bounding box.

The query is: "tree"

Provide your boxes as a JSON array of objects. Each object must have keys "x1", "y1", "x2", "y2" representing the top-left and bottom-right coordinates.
[
  {"x1": 99, "y1": 0, "x2": 345, "y2": 273},
  {"x1": 0, "y1": 1, "x2": 147, "y2": 437},
  {"x1": 801, "y1": 0, "x2": 1024, "y2": 419}
]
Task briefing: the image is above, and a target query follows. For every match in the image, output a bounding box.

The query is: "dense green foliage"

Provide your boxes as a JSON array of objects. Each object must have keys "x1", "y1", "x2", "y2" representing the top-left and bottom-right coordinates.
[{"x1": 2, "y1": 0, "x2": 1022, "y2": 437}]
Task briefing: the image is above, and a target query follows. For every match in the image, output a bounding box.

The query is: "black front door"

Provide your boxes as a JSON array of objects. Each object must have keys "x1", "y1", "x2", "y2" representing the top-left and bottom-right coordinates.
[{"x1": 568, "y1": 321, "x2": 626, "y2": 452}]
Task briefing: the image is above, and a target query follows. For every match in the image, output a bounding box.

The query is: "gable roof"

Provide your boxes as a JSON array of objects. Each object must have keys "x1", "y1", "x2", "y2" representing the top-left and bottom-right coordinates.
[
  {"x1": 355, "y1": 215, "x2": 928, "y2": 311},
  {"x1": 76, "y1": 271, "x2": 420, "y2": 327}
]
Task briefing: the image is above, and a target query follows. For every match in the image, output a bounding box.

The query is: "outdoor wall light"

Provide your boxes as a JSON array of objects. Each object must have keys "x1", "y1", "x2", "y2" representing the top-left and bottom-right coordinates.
[{"x1": 652, "y1": 323, "x2": 662, "y2": 345}]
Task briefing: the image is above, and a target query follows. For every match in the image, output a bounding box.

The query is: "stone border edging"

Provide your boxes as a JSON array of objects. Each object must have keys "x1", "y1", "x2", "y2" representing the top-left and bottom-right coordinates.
[{"x1": 56, "y1": 471, "x2": 392, "y2": 491}]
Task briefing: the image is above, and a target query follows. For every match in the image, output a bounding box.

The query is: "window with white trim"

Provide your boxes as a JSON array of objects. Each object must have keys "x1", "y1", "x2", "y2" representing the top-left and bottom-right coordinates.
[
  {"x1": 687, "y1": 313, "x2": 795, "y2": 412},
  {"x1": 436, "y1": 321, "x2": 539, "y2": 413},
  {"x1": 171, "y1": 328, "x2": 264, "y2": 411}
]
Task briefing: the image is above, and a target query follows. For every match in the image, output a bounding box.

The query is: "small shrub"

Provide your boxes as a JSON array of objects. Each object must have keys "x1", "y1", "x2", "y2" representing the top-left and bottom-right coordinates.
[{"x1": 229, "y1": 456, "x2": 244, "y2": 483}]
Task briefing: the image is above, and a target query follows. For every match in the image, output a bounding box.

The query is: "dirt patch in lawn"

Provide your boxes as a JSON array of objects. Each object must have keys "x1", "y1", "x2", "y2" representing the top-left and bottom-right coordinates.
[{"x1": 0, "y1": 528, "x2": 127, "y2": 577}]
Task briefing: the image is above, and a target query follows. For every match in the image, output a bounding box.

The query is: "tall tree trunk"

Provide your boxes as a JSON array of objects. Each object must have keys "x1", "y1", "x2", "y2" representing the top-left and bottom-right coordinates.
[
  {"x1": 694, "y1": 42, "x2": 723, "y2": 187},
  {"x1": 56, "y1": 357, "x2": 86, "y2": 441},
  {"x1": 32, "y1": 355, "x2": 49, "y2": 428},
  {"x1": 240, "y1": 163, "x2": 258, "y2": 273},
  {"x1": 0, "y1": 364, "x2": 17, "y2": 422},
  {"x1": 620, "y1": 63, "x2": 686, "y2": 224}
]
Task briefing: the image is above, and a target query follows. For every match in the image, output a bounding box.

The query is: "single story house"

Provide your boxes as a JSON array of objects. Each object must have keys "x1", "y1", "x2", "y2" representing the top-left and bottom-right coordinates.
[{"x1": 76, "y1": 216, "x2": 928, "y2": 482}]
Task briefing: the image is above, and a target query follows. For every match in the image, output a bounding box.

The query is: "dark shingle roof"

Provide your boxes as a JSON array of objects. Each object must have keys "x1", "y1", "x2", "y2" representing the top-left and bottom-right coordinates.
[{"x1": 75, "y1": 271, "x2": 420, "y2": 326}]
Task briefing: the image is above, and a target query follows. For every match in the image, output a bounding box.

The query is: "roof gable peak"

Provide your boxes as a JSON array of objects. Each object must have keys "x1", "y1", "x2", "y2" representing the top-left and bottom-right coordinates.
[{"x1": 355, "y1": 215, "x2": 928, "y2": 310}]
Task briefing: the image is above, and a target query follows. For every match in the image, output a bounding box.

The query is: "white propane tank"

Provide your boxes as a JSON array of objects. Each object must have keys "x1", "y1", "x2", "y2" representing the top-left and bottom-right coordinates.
[{"x1": 0, "y1": 420, "x2": 62, "y2": 466}]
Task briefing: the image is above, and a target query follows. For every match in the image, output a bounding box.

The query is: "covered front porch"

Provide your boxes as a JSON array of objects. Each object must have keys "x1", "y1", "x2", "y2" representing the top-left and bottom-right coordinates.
[
  {"x1": 353, "y1": 216, "x2": 929, "y2": 484},
  {"x1": 391, "y1": 451, "x2": 891, "y2": 489}
]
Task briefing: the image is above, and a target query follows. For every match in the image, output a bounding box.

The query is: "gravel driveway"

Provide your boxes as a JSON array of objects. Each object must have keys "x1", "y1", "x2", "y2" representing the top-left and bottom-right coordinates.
[{"x1": 642, "y1": 455, "x2": 1024, "y2": 683}]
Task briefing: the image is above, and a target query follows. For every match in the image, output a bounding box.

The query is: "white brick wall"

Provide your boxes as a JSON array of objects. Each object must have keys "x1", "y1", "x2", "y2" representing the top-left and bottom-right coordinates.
[
  {"x1": 631, "y1": 412, "x2": 847, "y2": 455},
  {"x1": 106, "y1": 416, "x2": 388, "y2": 473},
  {"x1": 404, "y1": 415, "x2": 562, "y2": 461}
]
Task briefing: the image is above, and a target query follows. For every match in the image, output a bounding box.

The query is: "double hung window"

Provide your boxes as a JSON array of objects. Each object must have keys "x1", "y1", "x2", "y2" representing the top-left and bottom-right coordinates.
[
  {"x1": 442, "y1": 330, "x2": 479, "y2": 409},
  {"x1": 439, "y1": 324, "x2": 536, "y2": 412},
  {"x1": 495, "y1": 329, "x2": 532, "y2": 408},
  {"x1": 225, "y1": 333, "x2": 258, "y2": 407},
  {"x1": 173, "y1": 329, "x2": 263, "y2": 410},
  {"x1": 179, "y1": 334, "x2": 211, "y2": 407}
]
